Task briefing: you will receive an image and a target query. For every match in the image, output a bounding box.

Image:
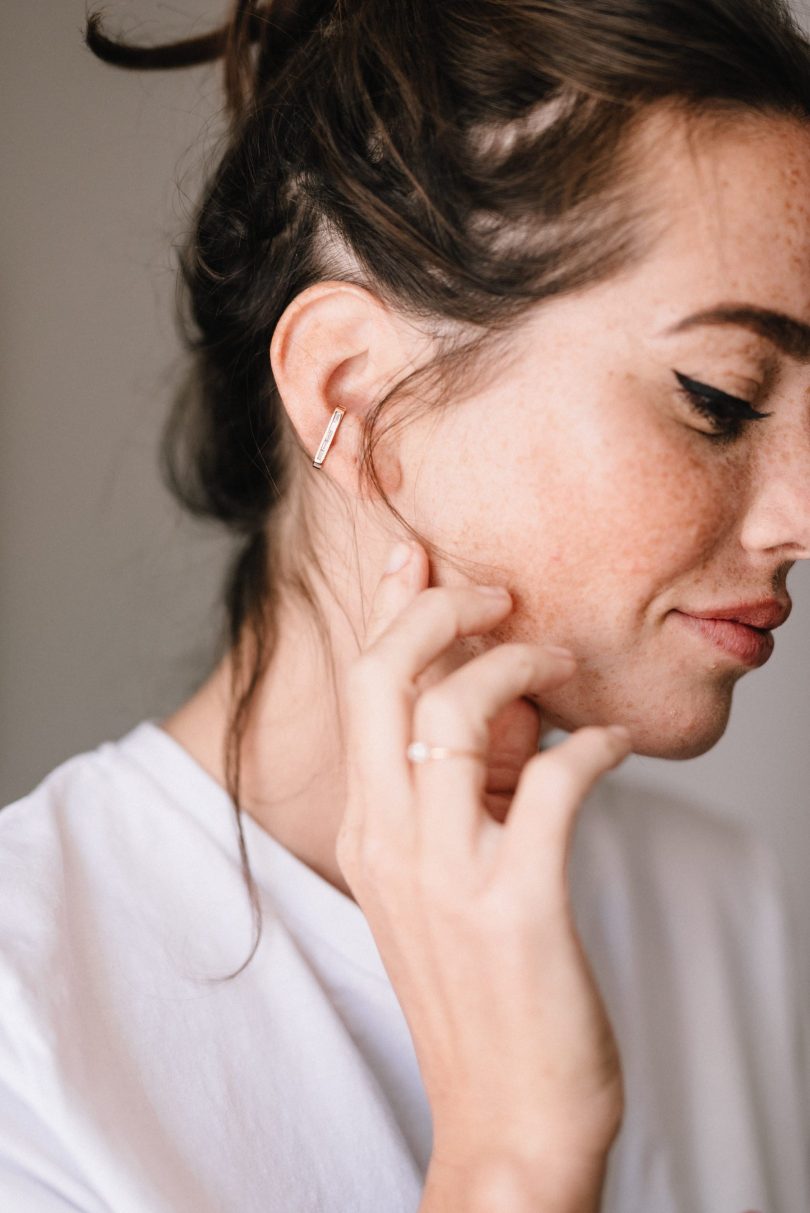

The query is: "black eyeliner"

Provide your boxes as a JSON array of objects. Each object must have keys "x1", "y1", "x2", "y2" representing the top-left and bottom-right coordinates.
[
  {"x1": 673, "y1": 371, "x2": 771, "y2": 420},
  {"x1": 672, "y1": 371, "x2": 772, "y2": 443}
]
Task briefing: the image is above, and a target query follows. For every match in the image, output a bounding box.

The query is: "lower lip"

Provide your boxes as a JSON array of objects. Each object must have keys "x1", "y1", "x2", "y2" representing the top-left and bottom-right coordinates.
[{"x1": 672, "y1": 612, "x2": 774, "y2": 667}]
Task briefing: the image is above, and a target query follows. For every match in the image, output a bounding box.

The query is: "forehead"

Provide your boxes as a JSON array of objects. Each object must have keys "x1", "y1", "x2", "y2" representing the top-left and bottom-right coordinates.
[{"x1": 628, "y1": 107, "x2": 810, "y2": 321}]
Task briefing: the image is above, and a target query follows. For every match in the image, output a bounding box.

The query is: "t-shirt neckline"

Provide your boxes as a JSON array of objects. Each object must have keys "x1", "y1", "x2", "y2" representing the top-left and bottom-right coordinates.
[{"x1": 117, "y1": 717, "x2": 392, "y2": 986}]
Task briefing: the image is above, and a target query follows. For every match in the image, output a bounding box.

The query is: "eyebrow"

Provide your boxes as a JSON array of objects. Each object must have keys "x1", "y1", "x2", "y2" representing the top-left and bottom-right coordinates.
[{"x1": 660, "y1": 304, "x2": 810, "y2": 363}]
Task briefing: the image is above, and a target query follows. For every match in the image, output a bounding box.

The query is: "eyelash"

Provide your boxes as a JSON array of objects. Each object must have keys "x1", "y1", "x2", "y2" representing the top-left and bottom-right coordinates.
[{"x1": 673, "y1": 370, "x2": 772, "y2": 445}]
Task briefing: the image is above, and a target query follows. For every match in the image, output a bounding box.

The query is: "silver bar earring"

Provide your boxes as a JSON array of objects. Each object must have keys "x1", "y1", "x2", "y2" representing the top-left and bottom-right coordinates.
[{"x1": 312, "y1": 407, "x2": 346, "y2": 469}]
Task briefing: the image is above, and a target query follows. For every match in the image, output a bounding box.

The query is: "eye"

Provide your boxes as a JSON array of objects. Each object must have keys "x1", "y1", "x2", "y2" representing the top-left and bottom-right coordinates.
[{"x1": 673, "y1": 370, "x2": 772, "y2": 445}]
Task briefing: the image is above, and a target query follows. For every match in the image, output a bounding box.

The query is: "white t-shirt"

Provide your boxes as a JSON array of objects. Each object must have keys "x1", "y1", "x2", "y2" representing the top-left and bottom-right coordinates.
[{"x1": 0, "y1": 719, "x2": 807, "y2": 1212}]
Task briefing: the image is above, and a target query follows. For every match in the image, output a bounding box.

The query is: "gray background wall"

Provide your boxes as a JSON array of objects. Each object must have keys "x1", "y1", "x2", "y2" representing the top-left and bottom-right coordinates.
[{"x1": 3, "y1": 3, "x2": 809, "y2": 973}]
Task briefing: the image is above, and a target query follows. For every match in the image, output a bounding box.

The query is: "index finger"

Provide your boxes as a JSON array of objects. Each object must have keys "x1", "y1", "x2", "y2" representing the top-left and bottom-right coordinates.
[{"x1": 344, "y1": 572, "x2": 514, "y2": 821}]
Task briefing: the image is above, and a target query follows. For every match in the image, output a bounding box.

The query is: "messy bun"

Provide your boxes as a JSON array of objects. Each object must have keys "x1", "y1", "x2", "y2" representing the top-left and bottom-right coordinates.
[
  {"x1": 84, "y1": 0, "x2": 810, "y2": 977},
  {"x1": 87, "y1": 2, "x2": 336, "y2": 127}
]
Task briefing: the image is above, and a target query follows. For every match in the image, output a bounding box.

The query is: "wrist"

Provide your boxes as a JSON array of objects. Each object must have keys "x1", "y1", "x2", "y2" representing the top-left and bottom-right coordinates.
[
  {"x1": 428, "y1": 1147, "x2": 608, "y2": 1213},
  {"x1": 476, "y1": 1158, "x2": 606, "y2": 1213}
]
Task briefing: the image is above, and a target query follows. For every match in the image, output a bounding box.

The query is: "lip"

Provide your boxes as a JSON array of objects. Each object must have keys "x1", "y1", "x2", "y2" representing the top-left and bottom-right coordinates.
[
  {"x1": 672, "y1": 611, "x2": 775, "y2": 668},
  {"x1": 683, "y1": 599, "x2": 791, "y2": 630}
]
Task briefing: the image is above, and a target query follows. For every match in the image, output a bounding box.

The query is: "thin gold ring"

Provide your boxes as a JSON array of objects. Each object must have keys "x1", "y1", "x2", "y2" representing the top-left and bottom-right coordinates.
[{"x1": 406, "y1": 741, "x2": 486, "y2": 764}]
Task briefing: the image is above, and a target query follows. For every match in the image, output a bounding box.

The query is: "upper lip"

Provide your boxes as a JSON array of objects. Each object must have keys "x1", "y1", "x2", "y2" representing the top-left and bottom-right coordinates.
[{"x1": 680, "y1": 598, "x2": 792, "y2": 631}]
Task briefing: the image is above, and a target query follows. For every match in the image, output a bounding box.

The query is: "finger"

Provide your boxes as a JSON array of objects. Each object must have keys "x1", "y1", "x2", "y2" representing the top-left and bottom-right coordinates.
[
  {"x1": 367, "y1": 581, "x2": 515, "y2": 685},
  {"x1": 361, "y1": 541, "x2": 425, "y2": 651},
  {"x1": 409, "y1": 643, "x2": 578, "y2": 860},
  {"x1": 342, "y1": 541, "x2": 427, "y2": 845},
  {"x1": 496, "y1": 725, "x2": 632, "y2": 898},
  {"x1": 346, "y1": 583, "x2": 518, "y2": 832}
]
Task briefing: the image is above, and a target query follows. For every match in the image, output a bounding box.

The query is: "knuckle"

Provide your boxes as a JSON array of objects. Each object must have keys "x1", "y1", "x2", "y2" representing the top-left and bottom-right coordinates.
[
  {"x1": 337, "y1": 826, "x2": 405, "y2": 894},
  {"x1": 417, "y1": 585, "x2": 458, "y2": 628},
  {"x1": 345, "y1": 651, "x2": 384, "y2": 695},
  {"x1": 356, "y1": 829, "x2": 402, "y2": 887},
  {"x1": 505, "y1": 644, "x2": 538, "y2": 681},
  {"x1": 413, "y1": 685, "x2": 483, "y2": 743},
  {"x1": 357, "y1": 832, "x2": 396, "y2": 876},
  {"x1": 415, "y1": 682, "x2": 458, "y2": 725}
]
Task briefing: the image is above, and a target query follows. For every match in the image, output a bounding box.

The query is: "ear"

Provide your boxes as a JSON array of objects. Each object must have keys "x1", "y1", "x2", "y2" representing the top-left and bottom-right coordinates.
[{"x1": 269, "y1": 281, "x2": 413, "y2": 496}]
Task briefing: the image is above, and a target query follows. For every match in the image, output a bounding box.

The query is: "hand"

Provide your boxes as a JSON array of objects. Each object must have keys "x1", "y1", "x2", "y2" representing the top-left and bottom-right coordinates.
[{"x1": 336, "y1": 540, "x2": 632, "y2": 1195}]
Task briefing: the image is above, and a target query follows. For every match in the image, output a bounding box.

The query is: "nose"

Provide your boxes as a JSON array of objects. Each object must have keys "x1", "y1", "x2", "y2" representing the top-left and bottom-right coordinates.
[{"x1": 738, "y1": 436, "x2": 810, "y2": 560}]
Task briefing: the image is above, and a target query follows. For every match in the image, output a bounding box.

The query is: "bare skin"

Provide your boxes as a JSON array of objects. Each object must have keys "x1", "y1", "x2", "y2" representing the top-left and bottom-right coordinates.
[{"x1": 162, "y1": 108, "x2": 810, "y2": 900}]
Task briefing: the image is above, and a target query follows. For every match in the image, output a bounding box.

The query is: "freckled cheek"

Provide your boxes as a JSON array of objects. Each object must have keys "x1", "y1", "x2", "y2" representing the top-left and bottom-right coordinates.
[
  {"x1": 485, "y1": 416, "x2": 730, "y2": 641},
  {"x1": 498, "y1": 421, "x2": 740, "y2": 683},
  {"x1": 566, "y1": 443, "x2": 731, "y2": 582}
]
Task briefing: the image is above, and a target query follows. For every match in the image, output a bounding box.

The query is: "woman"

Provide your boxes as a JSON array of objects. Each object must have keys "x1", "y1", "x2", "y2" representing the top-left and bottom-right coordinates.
[{"x1": 1, "y1": 0, "x2": 809, "y2": 1209}]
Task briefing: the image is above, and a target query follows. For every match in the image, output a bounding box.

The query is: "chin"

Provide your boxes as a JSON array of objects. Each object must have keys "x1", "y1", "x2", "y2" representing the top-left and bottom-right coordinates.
[
  {"x1": 629, "y1": 723, "x2": 727, "y2": 761},
  {"x1": 544, "y1": 695, "x2": 732, "y2": 762}
]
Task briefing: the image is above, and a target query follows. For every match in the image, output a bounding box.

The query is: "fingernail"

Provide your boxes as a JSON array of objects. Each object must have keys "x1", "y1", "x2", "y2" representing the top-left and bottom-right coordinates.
[
  {"x1": 608, "y1": 725, "x2": 631, "y2": 741},
  {"x1": 385, "y1": 542, "x2": 411, "y2": 575},
  {"x1": 545, "y1": 644, "x2": 575, "y2": 660}
]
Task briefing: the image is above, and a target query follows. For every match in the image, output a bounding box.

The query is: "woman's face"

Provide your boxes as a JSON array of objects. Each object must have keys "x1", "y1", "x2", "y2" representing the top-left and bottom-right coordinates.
[{"x1": 404, "y1": 112, "x2": 810, "y2": 759}]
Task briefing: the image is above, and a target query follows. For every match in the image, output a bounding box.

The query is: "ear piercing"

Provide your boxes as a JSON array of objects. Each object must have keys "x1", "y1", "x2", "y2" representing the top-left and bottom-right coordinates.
[{"x1": 312, "y1": 407, "x2": 346, "y2": 468}]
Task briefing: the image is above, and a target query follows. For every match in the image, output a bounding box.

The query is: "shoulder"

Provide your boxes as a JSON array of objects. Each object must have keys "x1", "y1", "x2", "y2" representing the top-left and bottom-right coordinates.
[
  {"x1": 0, "y1": 724, "x2": 242, "y2": 1007},
  {"x1": 0, "y1": 735, "x2": 146, "y2": 979},
  {"x1": 0, "y1": 741, "x2": 128, "y2": 1084},
  {"x1": 0, "y1": 741, "x2": 119, "y2": 921},
  {"x1": 0, "y1": 726, "x2": 171, "y2": 909},
  {"x1": 0, "y1": 720, "x2": 230, "y2": 888}
]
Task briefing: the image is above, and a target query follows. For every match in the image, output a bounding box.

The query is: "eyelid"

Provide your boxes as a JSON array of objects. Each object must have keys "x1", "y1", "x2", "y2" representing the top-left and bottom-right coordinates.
[{"x1": 672, "y1": 370, "x2": 772, "y2": 420}]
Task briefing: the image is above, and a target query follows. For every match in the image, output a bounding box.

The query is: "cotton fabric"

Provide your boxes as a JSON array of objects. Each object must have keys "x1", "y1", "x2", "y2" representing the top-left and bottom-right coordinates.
[{"x1": 0, "y1": 719, "x2": 807, "y2": 1211}]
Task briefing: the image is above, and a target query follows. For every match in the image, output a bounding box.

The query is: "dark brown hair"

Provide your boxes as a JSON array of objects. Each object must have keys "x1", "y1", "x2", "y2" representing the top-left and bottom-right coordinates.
[{"x1": 84, "y1": 0, "x2": 810, "y2": 977}]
